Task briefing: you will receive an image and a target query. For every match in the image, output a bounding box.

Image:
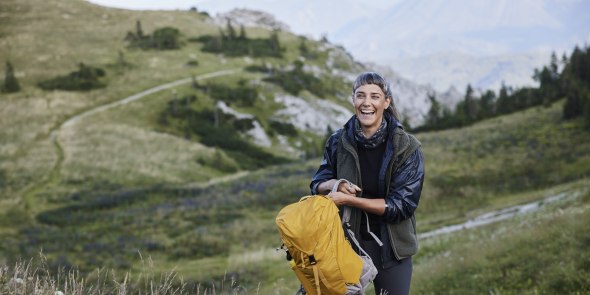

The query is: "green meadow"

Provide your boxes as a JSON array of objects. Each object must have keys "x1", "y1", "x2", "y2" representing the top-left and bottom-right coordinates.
[{"x1": 1, "y1": 0, "x2": 589, "y2": 294}]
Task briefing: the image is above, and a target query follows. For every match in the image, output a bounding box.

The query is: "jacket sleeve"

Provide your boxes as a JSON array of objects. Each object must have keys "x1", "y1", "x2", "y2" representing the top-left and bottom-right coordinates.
[
  {"x1": 309, "y1": 132, "x2": 339, "y2": 195},
  {"x1": 383, "y1": 148, "x2": 425, "y2": 223}
]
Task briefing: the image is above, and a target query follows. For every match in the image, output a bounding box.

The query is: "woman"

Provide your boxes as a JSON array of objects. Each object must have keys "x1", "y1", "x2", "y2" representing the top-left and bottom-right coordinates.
[{"x1": 310, "y1": 72, "x2": 425, "y2": 295}]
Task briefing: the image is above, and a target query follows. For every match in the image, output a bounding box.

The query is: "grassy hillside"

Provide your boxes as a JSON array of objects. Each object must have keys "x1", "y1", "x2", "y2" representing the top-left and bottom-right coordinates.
[
  {"x1": 1, "y1": 0, "x2": 590, "y2": 294},
  {"x1": 0, "y1": 0, "x2": 358, "y2": 210},
  {"x1": 417, "y1": 100, "x2": 590, "y2": 231},
  {"x1": 412, "y1": 183, "x2": 590, "y2": 295},
  {"x1": 1, "y1": 99, "x2": 588, "y2": 293}
]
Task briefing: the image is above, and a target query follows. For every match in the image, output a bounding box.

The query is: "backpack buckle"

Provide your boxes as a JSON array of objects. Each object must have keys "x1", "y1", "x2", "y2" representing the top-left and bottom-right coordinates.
[{"x1": 309, "y1": 255, "x2": 317, "y2": 265}]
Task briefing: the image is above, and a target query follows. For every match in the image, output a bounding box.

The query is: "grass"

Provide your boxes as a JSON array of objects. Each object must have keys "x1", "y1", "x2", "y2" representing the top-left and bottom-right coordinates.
[
  {"x1": 0, "y1": 0, "x2": 354, "y2": 202},
  {"x1": 412, "y1": 186, "x2": 590, "y2": 295},
  {"x1": 416, "y1": 100, "x2": 590, "y2": 231},
  {"x1": 0, "y1": 252, "x2": 251, "y2": 294},
  {"x1": 2, "y1": 98, "x2": 590, "y2": 292},
  {"x1": 2, "y1": 180, "x2": 587, "y2": 294},
  {"x1": 1, "y1": 0, "x2": 590, "y2": 293}
]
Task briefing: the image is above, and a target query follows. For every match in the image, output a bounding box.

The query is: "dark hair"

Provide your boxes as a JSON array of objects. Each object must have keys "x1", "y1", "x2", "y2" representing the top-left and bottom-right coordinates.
[{"x1": 352, "y1": 72, "x2": 400, "y2": 120}]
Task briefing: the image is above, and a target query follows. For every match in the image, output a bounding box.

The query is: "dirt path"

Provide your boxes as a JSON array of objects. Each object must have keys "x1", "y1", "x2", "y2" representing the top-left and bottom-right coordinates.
[
  {"x1": 418, "y1": 191, "x2": 575, "y2": 239},
  {"x1": 22, "y1": 69, "x2": 240, "y2": 212}
]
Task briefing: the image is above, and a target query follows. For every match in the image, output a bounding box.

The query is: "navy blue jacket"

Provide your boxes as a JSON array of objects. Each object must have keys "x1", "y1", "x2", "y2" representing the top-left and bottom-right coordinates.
[{"x1": 310, "y1": 113, "x2": 424, "y2": 224}]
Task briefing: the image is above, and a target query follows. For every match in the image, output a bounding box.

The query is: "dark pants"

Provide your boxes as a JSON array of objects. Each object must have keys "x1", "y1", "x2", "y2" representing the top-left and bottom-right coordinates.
[{"x1": 361, "y1": 239, "x2": 413, "y2": 295}]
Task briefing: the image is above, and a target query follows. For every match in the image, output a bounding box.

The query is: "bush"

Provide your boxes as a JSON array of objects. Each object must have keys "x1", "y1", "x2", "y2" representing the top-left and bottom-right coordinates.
[
  {"x1": 2, "y1": 61, "x2": 20, "y2": 93},
  {"x1": 195, "y1": 80, "x2": 258, "y2": 107},
  {"x1": 159, "y1": 95, "x2": 290, "y2": 170},
  {"x1": 264, "y1": 60, "x2": 327, "y2": 97},
  {"x1": 269, "y1": 119, "x2": 298, "y2": 136},
  {"x1": 125, "y1": 21, "x2": 182, "y2": 50},
  {"x1": 151, "y1": 27, "x2": 182, "y2": 49},
  {"x1": 195, "y1": 28, "x2": 283, "y2": 58},
  {"x1": 37, "y1": 63, "x2": 106, "y2": 91},
  {"x1": 185, "y1": 60, "x2": 198, "y2": 67}
]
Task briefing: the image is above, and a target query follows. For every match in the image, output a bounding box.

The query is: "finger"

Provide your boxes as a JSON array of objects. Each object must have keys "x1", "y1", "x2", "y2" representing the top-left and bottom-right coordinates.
[{"x1": 345, "y1": 186, "x2": 356, "y2": 194}]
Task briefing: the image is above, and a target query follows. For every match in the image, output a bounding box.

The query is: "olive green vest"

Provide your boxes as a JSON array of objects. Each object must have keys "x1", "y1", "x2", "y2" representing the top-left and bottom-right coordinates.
[{"x1": 336, "y1": 126, "x2": 421, "y2": 259}]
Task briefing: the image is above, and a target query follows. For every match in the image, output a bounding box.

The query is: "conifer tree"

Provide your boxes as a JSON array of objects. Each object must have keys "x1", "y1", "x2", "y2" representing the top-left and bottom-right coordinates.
[
  {"x1": 479, "y1": 89, "x2": 496, "y2": 118},
  {"x1": 2, "y1": 61, "x2": 21, "y2": 93},
  {"x1": 425, "y1": 92, "x2": 441, "y2": 126},
  {"x1": 226, "y1": 20, "x2": 236, "y2": 40},
  {"x1": 496, "y1": 82, "x2": 511, "y2": 114},
  {"x1": 239, "y1": 25, "x2": 247, "y2": 40},
  {"x1": 463, "y1": 84, "x2": 478, "y2": 121},
  {"x1": 269, "y1": 30, "x2": 281, "y2": 53},
  {"x1": 136, "y1": 20, "x2": 144, "y2": 38}
]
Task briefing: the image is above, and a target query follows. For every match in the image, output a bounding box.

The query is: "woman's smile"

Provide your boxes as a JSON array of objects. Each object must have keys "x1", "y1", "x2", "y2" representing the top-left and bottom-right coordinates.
[{"x1": 354, "y1": 84, "x2": 390, "y2": 137}]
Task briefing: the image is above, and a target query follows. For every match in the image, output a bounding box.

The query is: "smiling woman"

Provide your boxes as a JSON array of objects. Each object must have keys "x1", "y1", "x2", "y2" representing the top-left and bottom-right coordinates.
[{"x1": 310, "y1": 72, "x2": 425, "y2": 295}]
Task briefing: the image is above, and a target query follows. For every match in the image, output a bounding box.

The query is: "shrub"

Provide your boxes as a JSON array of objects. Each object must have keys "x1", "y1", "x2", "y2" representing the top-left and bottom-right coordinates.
[
  {"x1": 195, "y1": 28, "x2": 283, "y2": 58},
  {"x1": 159, "y1": 95, "x2": 290, "y2": 170},
  {"x1": 125, "y1": 21, "x2": 182, "y2": 50},
  {"x1": 185, "y1": 60, "x2": 199, "y2": 67},
  {"x1": 269, "y1": 119, "x2": 298, "y2": 136},
  {"x1": 151, "y1": 27, "x2": 182, "y2": 49},
  {"x1": 37, "y1": 63, "x2": 106, "y2": 91},
  {"x1": 2, "y1": 61, "x2": 20, "y2": 93},
  {"x1": 195, "y1": 80, "x2": 258, "y2": 107},
  {"x1": 264, "y1": 60, "x2": 326, "y2": 97}
]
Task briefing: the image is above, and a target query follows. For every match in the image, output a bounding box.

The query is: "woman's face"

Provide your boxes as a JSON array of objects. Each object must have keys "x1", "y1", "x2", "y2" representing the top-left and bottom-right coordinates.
[{"x1": 353, "y1": 84, "x2": 391, "y2": 136}]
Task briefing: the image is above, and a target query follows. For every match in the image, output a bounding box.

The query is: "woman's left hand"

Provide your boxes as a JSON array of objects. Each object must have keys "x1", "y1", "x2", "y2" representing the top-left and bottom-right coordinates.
[{"x1": 327, "y1": 191, "x2": 355, "y2": 206}]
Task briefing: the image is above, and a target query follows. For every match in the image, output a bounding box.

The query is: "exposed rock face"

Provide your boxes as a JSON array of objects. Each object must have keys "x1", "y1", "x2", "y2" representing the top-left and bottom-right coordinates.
[
  {"x1": 214, "y1": 8, "x2": 291, "y2": 31},
  {"x1": 273, "y1": 95, "x2": 353, "y2": 136}
]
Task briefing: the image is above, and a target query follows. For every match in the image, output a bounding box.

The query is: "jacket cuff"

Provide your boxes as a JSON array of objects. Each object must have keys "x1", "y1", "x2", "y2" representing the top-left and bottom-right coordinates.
[{"x1": 311, "y1": 181, "x2": 321, "y2": 195}]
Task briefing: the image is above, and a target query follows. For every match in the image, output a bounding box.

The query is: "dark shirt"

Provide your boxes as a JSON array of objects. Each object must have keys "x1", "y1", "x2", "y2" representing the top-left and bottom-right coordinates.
[{"x1": 358, "y1": 142, "x2": 387, "y2": 240}]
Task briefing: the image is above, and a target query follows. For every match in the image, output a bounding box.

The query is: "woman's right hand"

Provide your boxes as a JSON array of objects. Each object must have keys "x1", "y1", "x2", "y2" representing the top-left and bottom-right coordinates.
[
  {"x1": 319, "y1": 179, "x2": 361, "y2": 195},
  {"x1": 336, "y1": 180, "x2": 362, "y2": 195}
]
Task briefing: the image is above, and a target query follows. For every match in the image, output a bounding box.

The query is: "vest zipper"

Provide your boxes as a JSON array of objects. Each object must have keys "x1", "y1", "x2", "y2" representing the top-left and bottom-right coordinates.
[{"x1": 342, "y1": 136, "x2": 363, "y2": 240}]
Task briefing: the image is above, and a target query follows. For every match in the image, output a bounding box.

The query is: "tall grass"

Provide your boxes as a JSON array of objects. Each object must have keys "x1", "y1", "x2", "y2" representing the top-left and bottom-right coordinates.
[
  {"x1": 0, "y1": 253, "x2": 252, "y2": 295},
  {"x1": 412, "y1": 189, "x2": 590, "y2": 294}
]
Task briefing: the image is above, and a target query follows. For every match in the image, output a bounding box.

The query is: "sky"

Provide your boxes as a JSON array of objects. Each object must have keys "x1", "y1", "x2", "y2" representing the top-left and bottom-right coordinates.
[{"x1": 86, "y1": 0, "x2": 590, "y2": 91}]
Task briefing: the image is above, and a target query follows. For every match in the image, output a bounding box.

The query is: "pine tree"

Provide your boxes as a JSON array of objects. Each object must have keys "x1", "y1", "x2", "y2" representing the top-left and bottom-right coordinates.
[
  {"x1": 226, "y1": 20, "x2": 236, "y2": 40},
  {"x1": 496, "y1": 82, "x2": 511, "y2": 115},
  {"x1": 550, "y1": 51, "x2": 559, "y2": 80},
  {"x1": 269, "y1": 30, "x2": 281, "y2": 53},
  {"x1": 463, "y1": 84, "x2": 478, "y2": 122},
  {"x1": 299, "y1": 37, "x2": 310, "y2": 57},
  {"x1": 479, "y1": 89, "x2": 496, "y2": 118},
  {"x1": 2, "y1": 61, "x2": 21, "y2": 93},
  {"x1": 136, "y1": 20, "x2": 144, "y2": 38},
  {"x1": 425, "y1": 92, "x2": 441, "y2": 127},
  {"x1": 239, "y1": 25, "x2": 247, "y2": 40}
]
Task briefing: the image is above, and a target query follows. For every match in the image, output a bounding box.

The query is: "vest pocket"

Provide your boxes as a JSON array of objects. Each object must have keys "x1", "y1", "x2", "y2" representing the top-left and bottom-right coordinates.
[{"x1": 387, "y1": 215, "x2": 418, "y2": 259}]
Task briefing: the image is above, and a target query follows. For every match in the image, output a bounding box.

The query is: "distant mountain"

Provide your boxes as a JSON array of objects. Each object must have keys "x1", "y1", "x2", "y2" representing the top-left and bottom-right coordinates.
[
  {"x1": 189, "y1": 0, "x2": 590, "y2": 92},
  {"x1": 209, "y1": 8, "x2": 462, "y2": 128},
  {"x1": 213, "y1": 8, "x2": 290, "y2": 32},
  {"x1": 388, "y1": 51, "x2": 551, "y2": 93},
  {"x1": 333, "y1": 0, "x2": 589, "y2": 92}
]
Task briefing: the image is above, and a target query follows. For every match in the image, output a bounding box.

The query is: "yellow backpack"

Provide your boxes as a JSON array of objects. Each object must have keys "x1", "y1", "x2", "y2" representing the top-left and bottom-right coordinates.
[{"x1": 276, "y1": 194, "x2": 377, "y2": 295}]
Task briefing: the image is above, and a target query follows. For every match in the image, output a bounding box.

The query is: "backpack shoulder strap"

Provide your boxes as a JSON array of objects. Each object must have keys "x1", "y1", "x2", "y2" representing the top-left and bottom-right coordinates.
[{"x1": 332, "y1": 179, "x2": 383, "y2": 249}]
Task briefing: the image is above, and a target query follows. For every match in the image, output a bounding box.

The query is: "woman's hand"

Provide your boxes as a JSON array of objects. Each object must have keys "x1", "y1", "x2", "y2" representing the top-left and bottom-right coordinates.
[
  {"x1": 327, "y1": 191, "x2": 356, "y2": 206},
  {"x1": 336, "y1": 180, "x2": 362, "y2": 195},
  {"x1": 318, "y1": 179, "x2": 362, "y2": 195}
]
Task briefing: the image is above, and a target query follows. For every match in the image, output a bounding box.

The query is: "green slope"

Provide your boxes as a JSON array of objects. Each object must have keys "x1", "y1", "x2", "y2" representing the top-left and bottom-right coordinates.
[
  {"x1": 1, "y1": 0, "x2": 590, "y2": 294},
  {"x1": 0, "y1": 0, "x2": 357, "y2": 214}
]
